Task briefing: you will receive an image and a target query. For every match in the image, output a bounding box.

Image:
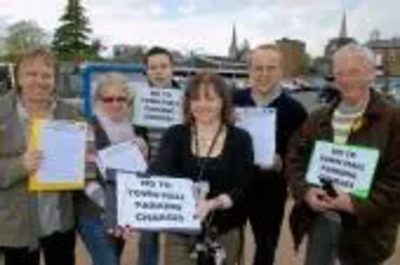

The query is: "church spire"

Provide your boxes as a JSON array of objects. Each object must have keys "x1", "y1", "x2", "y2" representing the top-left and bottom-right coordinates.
[
  {"x1": 339, "y1": 11, "x2": 348, "y2": 38},
  {"x1": 229, "y1": 24, "x2": 239, "y2": 59}
]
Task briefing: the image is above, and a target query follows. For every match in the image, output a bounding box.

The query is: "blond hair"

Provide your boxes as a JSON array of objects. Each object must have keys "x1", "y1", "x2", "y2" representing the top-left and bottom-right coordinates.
[
  {"x1": 14, "y1": 48, "x2": 57, "y2": 93},
  {"x1": 248, "y1": 44, "x2": 284, "y2": 67}
]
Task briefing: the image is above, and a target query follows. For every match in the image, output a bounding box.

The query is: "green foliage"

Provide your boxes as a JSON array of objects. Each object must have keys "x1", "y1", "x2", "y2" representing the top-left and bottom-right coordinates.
[
  {"x1": 52, "y1": 0, "x2": 99, "y2": 61},
  {"x1": 4, "y1": 20, "x2": 48, "y2": 61}
]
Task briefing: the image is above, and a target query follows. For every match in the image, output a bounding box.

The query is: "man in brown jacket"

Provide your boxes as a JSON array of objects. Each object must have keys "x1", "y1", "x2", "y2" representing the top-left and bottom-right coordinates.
[{"x1": 286, "y1": 43, "x2": 400, "y2": 265}]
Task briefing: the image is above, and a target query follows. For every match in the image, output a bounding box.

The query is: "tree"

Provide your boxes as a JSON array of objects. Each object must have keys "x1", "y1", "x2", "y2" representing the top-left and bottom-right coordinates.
[
  {"x1": 4, "y1": 20, "x2": 48, "y2": 60},
  {"x1": 52, "y1": 0, "x2": 97, "y2": 61},
  {"x1": 300, "y1": 52, "x2": 312, "y2": 75}
]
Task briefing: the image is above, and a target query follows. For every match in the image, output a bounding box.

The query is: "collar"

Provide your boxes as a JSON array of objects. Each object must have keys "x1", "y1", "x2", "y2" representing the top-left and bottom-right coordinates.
[
  {"x1": 251, "y1": 85, "x2": 283, "y2": 107},
  {"x1": 148, "y1": 79, "x2": 179, "y2": 89},
  {"x1": 318, "y1": 89, "x2": 386, "y2": 128},
  {"x1": 16, "y1": 97, "x2": 56, "y2": 120}
]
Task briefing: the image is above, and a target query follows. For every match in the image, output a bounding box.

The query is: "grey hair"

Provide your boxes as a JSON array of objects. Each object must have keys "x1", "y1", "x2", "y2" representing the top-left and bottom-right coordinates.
[
  {"x1": 333, "y1": 43, "x2": 376, "y2": 68},
  {"x1": 93, "y1": 73, "x2": 133, "y2": 103}
]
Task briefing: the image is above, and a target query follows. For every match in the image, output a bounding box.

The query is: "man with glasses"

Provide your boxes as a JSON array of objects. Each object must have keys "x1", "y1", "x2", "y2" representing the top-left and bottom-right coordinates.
[
  {"x1": 287, "y1": 44, "x2": 400, "y2": 265},
  {"x1": 234, "y1": 44, "x2": 307, "y2": 265}
]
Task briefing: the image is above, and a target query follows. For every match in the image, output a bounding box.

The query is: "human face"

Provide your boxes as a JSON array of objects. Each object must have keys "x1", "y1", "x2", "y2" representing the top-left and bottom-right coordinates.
[
  {"x1": 18, "y1": 57, "x2": 55, "y2": 105},
  {"x1": 99, "y1": 84, "x2": 130, "y2": 122},
  {"x1": 190, "y1": 85, "x2": 223, "y2": 125},
  {"x1": 249, "y1": 48, "x2": 283, "y2": 95},
  {"x1": 333, "y1": 52, "x2": 375, "y2": 102},
  {"x1": 146, "y1": 54, "x2": 173, "y2": 88}
]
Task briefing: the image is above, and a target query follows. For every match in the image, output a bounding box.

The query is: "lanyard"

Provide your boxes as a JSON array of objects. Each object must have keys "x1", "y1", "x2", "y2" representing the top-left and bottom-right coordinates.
[
  {"x1": 192, "y1": 123, "x2": 225, "y2": 241},
  {"x1": 192, "y1": 123, "x2": 224, "y2": 182}
]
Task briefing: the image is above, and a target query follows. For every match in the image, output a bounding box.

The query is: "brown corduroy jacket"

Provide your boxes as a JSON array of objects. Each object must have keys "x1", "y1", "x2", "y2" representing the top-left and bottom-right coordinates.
[{"x1": 285, "y1": 90, "x2": 400, "y2": 263}]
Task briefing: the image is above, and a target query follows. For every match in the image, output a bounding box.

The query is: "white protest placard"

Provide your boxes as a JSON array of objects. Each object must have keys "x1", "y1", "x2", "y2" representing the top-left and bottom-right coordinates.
[
  {"x1": 306, "y1": 141, "x2": 380, "y2": 199},
  {"x1": 235, "y1": 107, "x2": 276, "y2": 167},
  {"x1": 132, "y1": 85, "x2": 183, "y2": 128},
  {"x1": 96, "y1": 141, "x2": 148, "y2": 179},
  {"x1": 117, "y1": 172, "x2": 200, "y2": 233}
]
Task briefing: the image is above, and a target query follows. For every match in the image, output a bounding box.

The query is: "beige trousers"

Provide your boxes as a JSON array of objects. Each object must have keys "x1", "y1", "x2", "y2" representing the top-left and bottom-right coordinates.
[{"x1": 164, "y1": 227, "x2": 243, "y2": 265}]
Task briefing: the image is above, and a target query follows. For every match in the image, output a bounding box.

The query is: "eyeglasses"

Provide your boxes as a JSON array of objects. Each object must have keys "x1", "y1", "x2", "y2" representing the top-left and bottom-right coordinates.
[{"x1": 101, "y1": 96, "x2": 128, "y2": 103}]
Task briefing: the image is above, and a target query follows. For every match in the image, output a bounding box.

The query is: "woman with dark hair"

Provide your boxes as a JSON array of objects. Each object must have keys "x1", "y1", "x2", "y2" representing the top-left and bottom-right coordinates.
[
  {"x1": 0, "y1": 48, "x2": 81, "y2": 265},
  {"x1": 149, "y1": 72, "x2": 254, "y2": 265}
]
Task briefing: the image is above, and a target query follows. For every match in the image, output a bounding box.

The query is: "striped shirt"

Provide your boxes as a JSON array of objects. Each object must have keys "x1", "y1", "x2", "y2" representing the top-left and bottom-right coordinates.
[{"x1": 332, "y1": 101, "x2": 366, "y2": 144}]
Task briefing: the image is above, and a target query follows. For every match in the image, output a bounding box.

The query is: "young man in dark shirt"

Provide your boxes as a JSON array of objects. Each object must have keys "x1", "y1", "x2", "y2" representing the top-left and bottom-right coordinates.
[
  {"x1": 138, "y1": 46, "x2": 180, "y2": 265},
  {"x1": 234, "y1": 44, "x2": 307, "y2": 265}
]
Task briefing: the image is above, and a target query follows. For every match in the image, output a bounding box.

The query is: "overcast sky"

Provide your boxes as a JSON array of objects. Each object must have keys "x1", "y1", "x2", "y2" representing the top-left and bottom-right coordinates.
[{"x1": 0, "y1": 0, "x2": 398, "y2": 57}]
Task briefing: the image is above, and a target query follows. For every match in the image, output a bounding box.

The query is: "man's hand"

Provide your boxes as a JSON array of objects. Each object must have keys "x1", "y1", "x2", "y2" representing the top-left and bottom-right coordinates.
[
  {"x1": 304, "y1": 187, "x2": 335, "y2": 212},
  {"x1": 332, "y1": 190, "x2": 356, "y2": 214},
  {"x1": 23, "y1": 150, "x2": 43, "y2": 174},
  {"x1": 258, "y1": 154, "x2": 283, "y2": 172}
]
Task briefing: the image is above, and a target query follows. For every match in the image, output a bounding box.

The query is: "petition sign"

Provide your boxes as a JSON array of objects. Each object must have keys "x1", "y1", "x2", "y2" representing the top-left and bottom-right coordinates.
[
  {"x1": 117, "y1": 172, "x2": 200, "y2": 232},
  {"x1": 133, "y1": 86, "x2": 183, "y2": 128},
  {"x1": 306, "y1": 141, "x2": 380, "y2": 199},
  {"x1": 235, "y1": 107, "x2": 276, "y2": 167}
]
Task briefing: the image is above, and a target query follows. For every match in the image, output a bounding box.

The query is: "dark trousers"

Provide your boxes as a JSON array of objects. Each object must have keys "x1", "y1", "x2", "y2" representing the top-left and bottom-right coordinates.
[
  {"x1": 305, "y1": 213, "x2": 385, "y2": 265},
  {"x1": 40, "y1": 229, "x2": 76, "y2": 265},
  {"x1": 246, "y1": 176, "x2": 287, "y2": 265},
  {"x1": 138, "y1": 232, "x2": 159, "y2": 265},
  {"x1": 0, "y1": 247, "x2": 39, "y2": 265},
  {"x1": 305, "y1": 213, "x2": 341, "y2": 265}
]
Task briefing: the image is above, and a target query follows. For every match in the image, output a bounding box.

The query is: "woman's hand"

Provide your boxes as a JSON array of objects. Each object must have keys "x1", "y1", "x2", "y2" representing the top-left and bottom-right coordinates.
[
  {"x1": 107, "y1": 226, "x2": 124, "y2": 238},
  {"x1": 133, "y1": 137, "x2": 149, "y2": 160},
  {"x1": 22, "y1": 150, "x2": 43, "y2": 174},
  {"x1": 195, "y1": 194, "x2": 234, "y2": 221},
  {"x1": 195, "y1": 199, "x2": 219, "y2": 221},
  {"x1": 107, "y1": 225, "x2": 136, "y2": 240}
]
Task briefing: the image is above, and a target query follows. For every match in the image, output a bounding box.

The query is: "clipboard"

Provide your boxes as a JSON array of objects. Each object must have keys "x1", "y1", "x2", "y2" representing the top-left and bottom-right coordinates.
[
  {"x1": 28, "y1": 119, "x2": 87, "y2": 191},
  {"x1": 235, "y1": 107, "x2": 276, "y2": 167}
]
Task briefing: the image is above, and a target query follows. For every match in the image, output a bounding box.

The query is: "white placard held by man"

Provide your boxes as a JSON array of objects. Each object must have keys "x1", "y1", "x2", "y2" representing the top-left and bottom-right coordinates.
[
  {"x1": 132, "y1": 85, "x2": 183, "y2": 128},
  {"x1": 236, "y1": 107, "x2": 276, "y2": 167},
  {"x1": 306, "y1": 141, "x2": 380, "y2": 199}
]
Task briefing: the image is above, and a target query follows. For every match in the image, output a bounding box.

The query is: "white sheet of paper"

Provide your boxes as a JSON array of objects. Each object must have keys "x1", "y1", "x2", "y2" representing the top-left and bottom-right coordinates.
[
  {"x1": 97, "y1": 141, "x2": 148, "y2": 178},
  {"x1": 117, "y1": 172, "x2": 201, "y2": 233},
  {"x1": 38, "y1": 120, "x2": 87, "y2": 183},
  {"x1": 306, "y1": 141, "x2": 380, "y2": 199},
  {"x1": 236, "y1": 107, "x2": 276, "y2": 167},
  {"x1": 132, "y1": 85, "x2": 183, "y2": 128}
]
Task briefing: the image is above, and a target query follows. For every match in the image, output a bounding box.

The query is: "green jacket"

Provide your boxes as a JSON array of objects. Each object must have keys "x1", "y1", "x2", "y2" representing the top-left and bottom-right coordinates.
[{"x1": 0, "y1": 91, "x2": 83, "y2": 249}]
